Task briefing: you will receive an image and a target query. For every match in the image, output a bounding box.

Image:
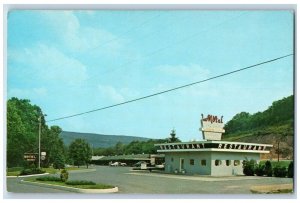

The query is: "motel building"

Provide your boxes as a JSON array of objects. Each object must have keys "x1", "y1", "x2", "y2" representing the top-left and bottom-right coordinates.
[{"x1": 155, "y1": 114, "x2": 273, "y2": 176}]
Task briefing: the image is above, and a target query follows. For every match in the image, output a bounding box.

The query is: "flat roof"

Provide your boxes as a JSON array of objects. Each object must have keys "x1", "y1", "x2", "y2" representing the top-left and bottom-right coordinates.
[
  {"x1": 154, "y1": 140, "x2": 273, "y2": 147},
  {"x1": 155, "y1": 140, "x2": 272, "y2": 154},
  {"x1": 157, "y1": 148, "x2": 270, "y2": 154}
]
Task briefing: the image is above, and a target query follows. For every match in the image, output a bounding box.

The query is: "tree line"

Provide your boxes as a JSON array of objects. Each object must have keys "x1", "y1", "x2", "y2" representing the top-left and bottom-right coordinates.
[
  {"x1": 7, "y1": 97, "x2": 181, "y2": 168},
  {"x1": 7, "y1": 98, "x2": 92, "y2": 169},
  {"x1": 224, "y1": 95, "x2": 294, "y2": 136},
  {"x1": 93, "y1": 129, "x2": 181, "y2": 156}
]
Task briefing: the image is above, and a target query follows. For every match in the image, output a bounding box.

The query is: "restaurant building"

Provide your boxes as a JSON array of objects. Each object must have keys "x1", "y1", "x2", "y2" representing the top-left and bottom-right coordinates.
[{"x1": 155, "y1": 114, "x2": 273, "y2": 176}]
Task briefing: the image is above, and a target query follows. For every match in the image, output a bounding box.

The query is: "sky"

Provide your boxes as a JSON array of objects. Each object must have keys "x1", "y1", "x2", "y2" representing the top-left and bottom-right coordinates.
[{"x1": 7, "y1": 10, "x2": 294, "y2": 141}]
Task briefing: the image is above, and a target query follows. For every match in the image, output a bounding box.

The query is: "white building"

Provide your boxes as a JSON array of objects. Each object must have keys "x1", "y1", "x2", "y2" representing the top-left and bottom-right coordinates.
[{"x1": 155, "y1": 114, "x2": 273, "y2": 176}]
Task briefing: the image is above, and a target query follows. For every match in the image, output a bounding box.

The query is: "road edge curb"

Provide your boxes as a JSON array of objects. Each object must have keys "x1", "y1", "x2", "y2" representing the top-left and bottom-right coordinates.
[{"x1": 20, "y1": 180, "x2": 118, "y2": 193}]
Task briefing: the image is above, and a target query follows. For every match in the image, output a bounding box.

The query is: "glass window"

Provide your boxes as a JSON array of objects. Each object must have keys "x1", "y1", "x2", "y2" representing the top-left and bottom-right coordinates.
[
  {"x1": 226, "y1": 160, "x2": 231, "y2": 166},
  {"x1": 215, "y1": 160, "x2": 222, "y2": 166},
  {"x1": 190, "y1": 159, "x2": 194, "y2": 165},
  {"x1": 234, "y1": 160, "x2": 240, "y2": 166},
  {"x1": 201, "y1": 159, "x2": 206, "y2": 166}
]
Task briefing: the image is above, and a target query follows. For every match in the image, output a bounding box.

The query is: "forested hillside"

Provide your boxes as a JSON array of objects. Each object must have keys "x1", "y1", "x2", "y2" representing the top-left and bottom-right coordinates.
[
  {"x1": 223, "y1": 95, "x2": 294, "y2": 159},
  {"x1": 60, "y1": 131, "x2": 149, "y2": 148}
]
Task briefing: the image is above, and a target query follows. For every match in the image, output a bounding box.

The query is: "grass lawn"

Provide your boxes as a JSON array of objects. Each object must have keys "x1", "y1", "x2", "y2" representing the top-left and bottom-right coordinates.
[
  {"x1": 7, "y1": 166, "x2": 92, "y2": 176},
  {"x1": 27, "y1": 179, "x2": 114, "y2": 189}
]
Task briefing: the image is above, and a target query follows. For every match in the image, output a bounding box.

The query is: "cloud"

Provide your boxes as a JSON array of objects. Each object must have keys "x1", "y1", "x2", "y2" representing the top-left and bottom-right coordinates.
[
  {"x1": 156, "y1": 64, "x2": 210, "y2": 80},
  {"x1": 97, "y1": 85, "x2": 141, "y2": 103},
  {"x1": 39, "y1": 11, "x2": 125, "y2": 55},
  {"x1": 9, "y1": 44, "x2": 88, "y2": 86},
  {"x1": 8, "y1": 87, "x2": 48, "y2": 99},
  {"x1": 98, "y1": 85, "x2": 125, "y2": 103}
]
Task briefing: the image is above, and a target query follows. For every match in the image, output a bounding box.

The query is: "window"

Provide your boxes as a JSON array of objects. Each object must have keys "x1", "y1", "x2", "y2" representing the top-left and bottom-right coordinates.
[
  {"x1": 215, "y1": 160, "x2": 222, "y2": 166},
  {"x1": 171, "y1": 157, "x2": 174, "y2": 162},
  {"x1": 234, "y1": 160, "x2": 240, "y2": 166},
  {"x1": 190, "y1": 159, "x2": 194, "y2": 165},
  {"x1": 201, "y1": 159, "x2": 206, "y2": 166},
  {"x1": 226, "y1": 160, "x2": 231, "y2": 166}
]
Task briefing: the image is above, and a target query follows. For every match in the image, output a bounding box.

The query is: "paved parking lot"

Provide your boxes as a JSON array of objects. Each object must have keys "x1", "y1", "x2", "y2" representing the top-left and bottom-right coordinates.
[{"x1": 6, "y1": 165, "x2": 294, "y2": 195}]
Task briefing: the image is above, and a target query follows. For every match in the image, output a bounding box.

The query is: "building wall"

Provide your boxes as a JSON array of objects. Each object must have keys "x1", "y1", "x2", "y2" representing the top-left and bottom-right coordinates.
[
  {"x1": 210, "y1": 151, "x2": 260, "y2": 176},
  {"x1": 164, "y1": 151, "x2": 260, "y2": 176},
  {"x1": 164, "y1": 152, "x2": 212, "y2": 175}
]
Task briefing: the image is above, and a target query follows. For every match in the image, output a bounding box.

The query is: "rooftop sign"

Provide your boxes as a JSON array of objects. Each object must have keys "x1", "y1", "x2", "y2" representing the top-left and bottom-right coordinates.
[{"x1": 200, "y1": 114, "x2": 225, "y2": 140}]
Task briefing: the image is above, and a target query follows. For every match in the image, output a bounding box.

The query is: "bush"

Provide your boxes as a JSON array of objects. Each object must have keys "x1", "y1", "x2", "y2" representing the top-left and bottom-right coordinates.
[
  {"x1": 254, "y1": 164, "x2": 265, "y2": 176},
  {"x1": 20, "y1": 168, "x2": 45, "y2": 175},
  {"x1": 287, "y1": 161, "x2": 293, "y2": 178},
  {"x1": 273, "y1": 166, "x2": 287, "y2": 177},
  {"x1": 264, "y1": 161, "x2": 273, "y2": 177},
  {"x1": 243, "y1": 159, "x2": 255, "y2": 176},
  {"x1": 66, "y1": 180, "x2": 96, "y2": 185},
  {"x1": 36, "y1": 176, "x2": 62, "y2": 182},
  {"x1": 60, "y1": 169, "x2": 69, "y2": 182}
]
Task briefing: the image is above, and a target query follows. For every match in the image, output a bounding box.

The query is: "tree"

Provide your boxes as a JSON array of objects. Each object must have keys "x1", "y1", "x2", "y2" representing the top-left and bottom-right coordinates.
[
  {"x1": 264, "y1": 160, "x2": 273, "y2": 177},
  {"x1": 115, "y1": 142, "x2": 124, "y2": 155},
  {"x1": 7, "y1": 97, "x2": 67, "y2": 168},
  {"x1": 243, "y1": 159, "x2": 255, "y2": 176},
  {"x1": 7, "y1": 98, "x2": 47, "y2": 167},
  {"x1": 168, "y1": 129, "x2": 181, "y2": 143},
  {"x1": 41, "y1": 126, "x2": 65, "y2": 167},
  {"x1": 69, "y1": 139, "x2": 92, "y2": 168},
  {"x1": 53, "y1": 153, "x2": 65, "y2": 170},
  {"x1": 287, "y1": 161, "x2": 293, "y2": 178}
]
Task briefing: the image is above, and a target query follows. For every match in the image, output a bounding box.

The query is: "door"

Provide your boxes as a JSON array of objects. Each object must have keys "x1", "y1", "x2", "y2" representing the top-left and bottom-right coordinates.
[{"x1": 180, "y1": 158, "x2": 184, "y2": 171}]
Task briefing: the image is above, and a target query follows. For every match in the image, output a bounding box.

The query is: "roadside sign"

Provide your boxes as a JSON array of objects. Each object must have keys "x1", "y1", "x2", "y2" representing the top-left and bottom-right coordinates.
[
  {"x1": 24, "y1": 153, "x2": 38, "y2": 161},
  {"x1": 41, "y1": 155, "x2": 46, "y2": 160},
  {"x1": 41, "y1": 152, "x2": 46, "y2": 156}
]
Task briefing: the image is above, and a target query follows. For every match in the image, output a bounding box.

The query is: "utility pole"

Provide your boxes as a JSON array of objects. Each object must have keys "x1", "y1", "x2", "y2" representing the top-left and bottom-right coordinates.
[
  {"x1": 277, "y1": 141, "x2": 280, "y2": 162},
  {"x1": 38, "y1": 114, "x2": 46, "y2": 169},
  {"x1": 38, "y1": 116, "x2": 41, "y2": 169}
]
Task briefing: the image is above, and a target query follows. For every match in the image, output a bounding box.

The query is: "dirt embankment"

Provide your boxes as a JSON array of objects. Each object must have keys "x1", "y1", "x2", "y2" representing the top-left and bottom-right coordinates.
[{"x1": 231, "y1": 134, "x2": 294, "y2": 160}]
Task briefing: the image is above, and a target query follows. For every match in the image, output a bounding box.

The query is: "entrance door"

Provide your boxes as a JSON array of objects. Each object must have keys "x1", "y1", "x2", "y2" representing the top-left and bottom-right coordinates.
[{"x1": 180, "y1": 158, "x2": 184, "y2": 171}]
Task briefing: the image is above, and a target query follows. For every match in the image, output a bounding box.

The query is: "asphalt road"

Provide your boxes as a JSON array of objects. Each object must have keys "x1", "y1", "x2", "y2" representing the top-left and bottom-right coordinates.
[{"x1": 5, "y1": 166, "x2": 294, "y2": 196}]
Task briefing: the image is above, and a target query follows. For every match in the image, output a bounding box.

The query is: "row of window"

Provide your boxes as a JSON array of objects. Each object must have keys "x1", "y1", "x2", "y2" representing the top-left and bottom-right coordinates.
[
  {"x1": 189, "y1": 159, "x2": 208, "y2": 166},
  {"x1": 171, "y1": 158, "x2": 241, "y2": 166},
  {"x1": 215, "y1": 160, "x2": 240, "y2": 166}
]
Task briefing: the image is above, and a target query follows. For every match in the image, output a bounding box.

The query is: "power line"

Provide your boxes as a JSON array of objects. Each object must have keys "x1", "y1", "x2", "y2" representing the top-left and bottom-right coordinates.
[{"x1": 46, "y1": 54, "x2": 293, "y2": 123}]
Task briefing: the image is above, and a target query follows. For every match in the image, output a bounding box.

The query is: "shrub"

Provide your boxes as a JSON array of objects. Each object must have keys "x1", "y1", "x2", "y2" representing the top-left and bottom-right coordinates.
[
  {"x1": 287, "y1": 161, "x2": 293, "y2": 178},
  {"x1": 264, "y1": 161, "x2": 273, "y2": 177},
  {"x1": 273, "y1": 166, "x2": 287, "y2": 177},
  {"x1": 60, "y1": 169, "x2": 69, "y2": 182},
  {"x1": 243, "y1": 159, "x2": 255, "y2": 176},
  {"x1": 66, "y1": 180, "x2": 96, "y2": 185},
  {"x1": 254, "y1": 164, "x2": 265, "y2": 176},
  {"x1": 36, "y1": 176, "x2": 62, "y2": 182},
  {"x1": 20, "y1": 168, "x2": 45, "y2": 175}
]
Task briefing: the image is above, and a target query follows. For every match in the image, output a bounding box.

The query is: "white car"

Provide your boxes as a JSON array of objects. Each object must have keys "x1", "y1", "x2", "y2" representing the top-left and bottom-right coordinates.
[
  {"x1": 109, "y1": 162, "x2": 119, "y2": 166},
  {"x1": 119, "y1": 162, "x2": 127, "y2": 166}
]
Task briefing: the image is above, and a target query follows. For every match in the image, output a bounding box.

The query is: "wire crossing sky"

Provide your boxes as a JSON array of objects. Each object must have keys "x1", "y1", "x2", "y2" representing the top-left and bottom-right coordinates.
[
  {"x1": 46, "y1": 54, "x2": 293, "y2": 123},
  {"x1": 8, "y1": 10, "x2": 294, "y2": 140}
]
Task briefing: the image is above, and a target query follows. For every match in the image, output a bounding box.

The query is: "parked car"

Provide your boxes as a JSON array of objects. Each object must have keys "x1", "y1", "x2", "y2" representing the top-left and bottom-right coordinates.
[
  {"x1": 109, "y1": 162, "x2": 119, "y2": 166},
  {"x1": 119, "y1": 162, "x2": 127, "y2": 166},
  {"x1": 132, "y1": 161, "x2": 148, "y2": 167},
  {"x1": 155, "y1": 163, "x2": 165, "y2": 169}
]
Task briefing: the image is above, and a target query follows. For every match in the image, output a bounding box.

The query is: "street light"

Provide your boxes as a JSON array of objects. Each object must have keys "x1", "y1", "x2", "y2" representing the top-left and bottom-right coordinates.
[{"x1": 38, "y1": 114, "x2": 47, "y2": 169}]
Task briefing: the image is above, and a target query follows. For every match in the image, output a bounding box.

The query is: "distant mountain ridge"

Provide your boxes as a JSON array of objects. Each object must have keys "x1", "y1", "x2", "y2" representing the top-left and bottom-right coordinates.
[{"x1": 60, "y1": 131, "x2": 150, "y2": 148}]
